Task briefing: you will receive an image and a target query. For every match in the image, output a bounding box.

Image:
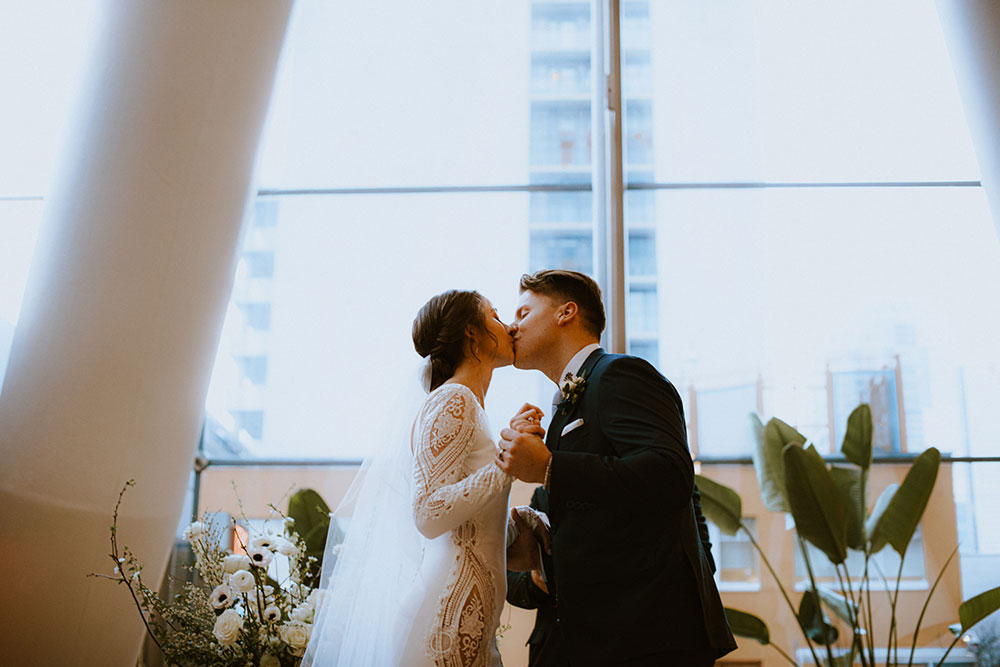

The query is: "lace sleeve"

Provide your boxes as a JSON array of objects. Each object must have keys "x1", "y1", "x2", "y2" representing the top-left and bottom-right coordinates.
[{"x1": 412, "y1": 386, "x2": 513, "y2": 539}]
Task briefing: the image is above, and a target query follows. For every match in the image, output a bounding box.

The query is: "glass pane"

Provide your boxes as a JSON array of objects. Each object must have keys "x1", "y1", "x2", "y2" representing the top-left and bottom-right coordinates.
[
  {"x1": 640, "y1": 186, "x2": 999, "y2": 459},
  {"x1": 0, "y1": 1, "x2": 105, "y2": 197},
  {"x1": 257, "y1": 0, "x2": 594, "y2": 189},
  {"x1": 206, "y1": 192, "x2": 593, "y2": 459},
  {"x1": 622, "y1": 0, "x2": 979, "y2": 183}
]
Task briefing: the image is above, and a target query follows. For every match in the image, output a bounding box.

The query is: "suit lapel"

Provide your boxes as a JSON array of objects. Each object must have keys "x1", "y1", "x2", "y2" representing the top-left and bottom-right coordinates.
[{"x1": 546, "y1": 348, "x2": 604, "y2": 452}]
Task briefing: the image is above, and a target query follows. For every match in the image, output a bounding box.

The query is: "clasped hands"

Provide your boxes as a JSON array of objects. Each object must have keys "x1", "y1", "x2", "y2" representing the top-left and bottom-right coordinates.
[
  {"x1": 495, "y1": 402, "x2": 551, "y2": 484},
  {"x1": 499, "y1": 403, "x2": 553, "y2": 574}
]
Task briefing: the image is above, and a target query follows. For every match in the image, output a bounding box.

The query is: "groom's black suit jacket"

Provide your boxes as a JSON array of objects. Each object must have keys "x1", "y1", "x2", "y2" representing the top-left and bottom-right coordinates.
[{"x1": 545, "y1": 349, "x2": 737, "y2": 665}]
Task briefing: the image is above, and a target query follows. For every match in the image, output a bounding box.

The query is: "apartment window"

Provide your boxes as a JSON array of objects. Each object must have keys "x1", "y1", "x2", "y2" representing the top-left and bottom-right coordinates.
[
  {"x1": 708, "y1": 518, "x2": 760, "y2": 590},
  {"x1": 794, "y1": 525, "x2": 926, "y2": 586}
]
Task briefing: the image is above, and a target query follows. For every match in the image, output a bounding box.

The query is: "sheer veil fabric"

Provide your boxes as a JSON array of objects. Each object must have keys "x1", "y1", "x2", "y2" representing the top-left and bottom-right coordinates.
[{"x1": 301, "y1": 366, "x2": 428, "y2": 666}]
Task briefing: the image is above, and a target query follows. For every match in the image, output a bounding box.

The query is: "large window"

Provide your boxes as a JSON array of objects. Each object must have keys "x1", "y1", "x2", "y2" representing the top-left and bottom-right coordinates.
[{"x1": 3, "y1": 2, "x2": 1000, "y2": 641}]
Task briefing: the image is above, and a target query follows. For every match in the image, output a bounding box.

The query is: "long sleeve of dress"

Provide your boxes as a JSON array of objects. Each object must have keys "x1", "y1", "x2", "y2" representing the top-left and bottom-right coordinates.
[{"x1": 412, "y1": 385, "x2": 513, "y2": 540}]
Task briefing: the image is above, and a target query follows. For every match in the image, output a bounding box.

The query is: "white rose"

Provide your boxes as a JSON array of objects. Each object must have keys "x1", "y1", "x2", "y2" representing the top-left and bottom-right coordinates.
[
  {"x1": 250, "y1": 535, "x2": 276, "y2": 551},
  {"x1": 275, "y1": 538, "x2": 298, "y2": 557},
  {"x1": 307, "y1": 589, "x2": 326, "y2": 609},
  {"x1": 208, "y1": 584, "x2": 235, "y2": 610},
  {"x1": 290, "y1": 603, "x2": 313, "y2": 623},
  {"x1": 262, "y1": 604, "x2": 281, "y2": 623},
  {"x1": 223, "y1": 554, "x2": 252, "y2": 574},
  {"x1": 248, "y1": 545, "x2": 274, "y2": 569},
  {"x1": 229, "y1": 569, "x2": 256, "y2": 594},
  {"x1": 182, "y1": 521, "x2": 207, "y2": 541},
  {"x1": 212, "y1": 608, "x2": 243, "y2": 646},
  {"x1": 260, "y1": 654, "x2": 281, "y2": 667},
  {"x1": 280, "y1": 621, "x2": 311, "y2": 656}
]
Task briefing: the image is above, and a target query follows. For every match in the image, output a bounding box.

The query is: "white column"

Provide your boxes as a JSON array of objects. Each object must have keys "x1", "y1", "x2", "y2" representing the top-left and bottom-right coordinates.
[
  {"x1": 938, "y1": 0, "x2": 1000, "y2": 240},
  {"x1": 0, "y1": 1, "x2": 293, "y2": 664}
]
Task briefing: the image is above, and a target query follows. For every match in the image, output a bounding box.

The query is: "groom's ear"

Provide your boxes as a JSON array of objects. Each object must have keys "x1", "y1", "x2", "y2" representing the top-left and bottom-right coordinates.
[{"x1": 556, "y1": 301, "x2": 578, "y2": 326}]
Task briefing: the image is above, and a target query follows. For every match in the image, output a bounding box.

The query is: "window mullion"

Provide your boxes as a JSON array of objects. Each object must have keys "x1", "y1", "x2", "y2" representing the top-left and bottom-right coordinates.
[{"x1": 594, "y1": 0, "x2": 627, "y2": 353}]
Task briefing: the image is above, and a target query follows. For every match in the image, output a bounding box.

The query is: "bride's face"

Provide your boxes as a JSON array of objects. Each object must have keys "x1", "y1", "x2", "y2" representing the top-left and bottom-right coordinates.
[{"x1": 479, "y1": 300, "x2": 515, "y2": 368}]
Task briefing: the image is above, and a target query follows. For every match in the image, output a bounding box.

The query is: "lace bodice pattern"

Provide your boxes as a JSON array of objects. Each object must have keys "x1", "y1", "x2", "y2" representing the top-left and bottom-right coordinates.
[{"x1": 407, "y1": 383, "x2": 513, "y2": 667}]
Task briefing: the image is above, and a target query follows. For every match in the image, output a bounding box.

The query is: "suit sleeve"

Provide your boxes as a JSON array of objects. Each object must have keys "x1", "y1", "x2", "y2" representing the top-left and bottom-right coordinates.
[
  {"x1": 549, "y1": 356, "x2": 695, "y2": 509},
  {"x1": 692, "y1": 484, "x2": 717, "y2": 574}
]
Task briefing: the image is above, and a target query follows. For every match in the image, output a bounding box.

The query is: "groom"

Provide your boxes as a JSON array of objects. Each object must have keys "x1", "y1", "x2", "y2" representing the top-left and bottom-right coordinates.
[{"x1": 498, "y1": 269, "x2": 736, "y2": 666}]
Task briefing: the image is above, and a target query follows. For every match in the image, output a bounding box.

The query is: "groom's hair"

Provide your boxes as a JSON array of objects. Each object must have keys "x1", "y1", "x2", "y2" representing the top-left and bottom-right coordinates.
[{"x1": 519, "y1": 269, "x2": 605, "y2": 337}]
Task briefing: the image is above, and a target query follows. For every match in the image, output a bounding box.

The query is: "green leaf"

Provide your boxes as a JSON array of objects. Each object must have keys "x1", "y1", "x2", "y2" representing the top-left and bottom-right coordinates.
[
  {"x1": 830, "y1": 465, "x2": 866, "y2": 550},
  {"x1": 288, "y1": 488, "x2": 332, "y2": 553},
  {"x1": 865, "y1": 482, "x2": 899, "y2": 554},
  {"x1": 879, "y1": 447, "x2": 941, "y2": 557},
  {"x1": 288, "y1": 488, "x2": 332, "y2": 586},
  {"x1": 724, "y1": 607, "x2": 770, "y2": 645},
  {"x1": 841, "y1": 404, "x2": 873, "y2": 470},
  {"x1": 798, "y1": 589, "x2": 839, "y2": 645},
  {"x1": 784, "y1": 444, "x2": 848, "y2": 565},
  {"x1": 752, "y1": 415, "x2": 805, "y2": 512},
  {"x1": 817, "y1": 585, "x2": 858, "y2": 625},
  {"x1": 695, "y1": 474, "x2": 742, "y2": 536},
  {"x1": 959, "y1": 585, "x2": 1000, "y2": 633}
]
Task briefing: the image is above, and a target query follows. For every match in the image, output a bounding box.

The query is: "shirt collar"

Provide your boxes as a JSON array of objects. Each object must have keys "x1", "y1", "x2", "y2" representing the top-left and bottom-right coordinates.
[{"x1": 559, "y1": 343, "x2": 601, "y2": 384}]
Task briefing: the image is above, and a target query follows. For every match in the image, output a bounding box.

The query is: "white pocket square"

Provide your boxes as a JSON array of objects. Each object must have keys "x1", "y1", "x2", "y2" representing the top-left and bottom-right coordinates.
[{"x1": 561, "y1": 418, "x2": 585, "y2": 436}]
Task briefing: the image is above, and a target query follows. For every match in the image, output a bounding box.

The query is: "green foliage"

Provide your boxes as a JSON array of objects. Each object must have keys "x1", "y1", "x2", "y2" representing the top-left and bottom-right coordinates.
[
  {"x1": 724, "y1": 607, "x2": 770, "y2": 644},
  {"x1": 799, "y1": 589, "x2": 840, "y2": 645},
  {"x1": 830, "y1": 464, "x2": 866, "y2": 551},
  {"x1": 841, "y1": 404, "x2": 874, "y2": 470},
  {"x1": 695, "y1": 473, "x2": 742, "y2": 536},
  {"x1": 875, "y1": 448, "x2": 940, "y2": 558},
  {"x1": 783, "y1": 444, "x2": 848, "y2": 565},
  {"x1": 287, "y1": 488, "x2": 332, "y2": 588},
  {"x1": 694, "y1": 404, "x2": 977, "y2": 666},
  {"x1": 959, "y1": 586, "x2": 1000, "y2": 634}
]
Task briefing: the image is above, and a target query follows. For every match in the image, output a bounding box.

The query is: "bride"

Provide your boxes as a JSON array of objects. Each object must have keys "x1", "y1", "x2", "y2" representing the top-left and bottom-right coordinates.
[{"x1": 303, "y1": 289, "x2": 522, "y2": 667}]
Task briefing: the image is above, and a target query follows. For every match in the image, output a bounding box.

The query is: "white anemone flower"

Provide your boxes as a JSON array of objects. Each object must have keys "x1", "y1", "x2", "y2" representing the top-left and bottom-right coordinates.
[
  {"x1": 209, "y1": 583, "x2": 235, "y2": 610},
  {"x1": 262, "y1": 604, "x2": 281, "y2": 623},
  {"x1": 248, "y1": 545, "x2": 274, "y2": 569}
]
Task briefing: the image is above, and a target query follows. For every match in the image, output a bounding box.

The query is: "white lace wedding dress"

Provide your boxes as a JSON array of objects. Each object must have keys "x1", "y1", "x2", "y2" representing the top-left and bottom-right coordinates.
[
  {"x1": 302, "y1": 382, "x2": 512, "y2": 667},
  {"x1": 399, "y1": 383, "x2": 514, "y2": 667}
]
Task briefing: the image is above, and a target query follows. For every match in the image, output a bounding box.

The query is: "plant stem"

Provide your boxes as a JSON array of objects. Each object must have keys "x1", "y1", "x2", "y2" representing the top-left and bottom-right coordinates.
[
  {"x1": 835, "y1": 564, "x2": 868, "y2": 667},
  {"x1": 886, "y1": 552, "x2": 906, "y2": 667},
  {"x1": 741, "y1": 523, "x2": 824, "y2": 667},
  {"x1": 798, "y1": 535, "x2": 837, "y2": 666},
  {"x1": 770, "y1": 641, "x2": 799, "y2": 666},
  {"x1": 934, "y1": 633, "x2": 963, "y2": 667},
  {"x1": 906, "y1": 544, "x2": 958, "y2": 667},
  {"x1": 863, "y1": 553, "x2": 877, "y2": 667}
]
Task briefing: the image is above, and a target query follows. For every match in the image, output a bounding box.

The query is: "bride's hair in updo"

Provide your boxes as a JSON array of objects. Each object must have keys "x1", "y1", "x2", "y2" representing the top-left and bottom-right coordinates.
[{"x1": 412, "y1": 289, "x2": 496, "y2": 392}]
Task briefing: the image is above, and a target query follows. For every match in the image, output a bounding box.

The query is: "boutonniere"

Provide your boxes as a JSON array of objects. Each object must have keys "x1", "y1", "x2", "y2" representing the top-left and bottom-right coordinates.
[{"x1": 558, "y1": 371, "x2": 587, "y2": 414}]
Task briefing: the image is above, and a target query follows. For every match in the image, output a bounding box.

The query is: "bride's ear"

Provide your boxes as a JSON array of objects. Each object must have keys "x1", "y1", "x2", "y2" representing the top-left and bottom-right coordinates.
[{"x1": 465, "y1": 325, "x2": 479, "y2": 354}]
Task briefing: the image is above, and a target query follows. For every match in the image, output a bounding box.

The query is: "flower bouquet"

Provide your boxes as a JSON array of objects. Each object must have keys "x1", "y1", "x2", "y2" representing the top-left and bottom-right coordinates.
[{"x1": 93, "y1": 480, "x2": 330, "y2": 667}]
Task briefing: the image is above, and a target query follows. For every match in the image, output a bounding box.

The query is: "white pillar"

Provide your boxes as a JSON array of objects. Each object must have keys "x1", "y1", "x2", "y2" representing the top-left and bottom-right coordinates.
[
  {"x1": 938, "y1": 0, "x2": 1000, "y2": 240},
  {"x1": 0, "y1": 1, "x2": 293, "y2": 664}
]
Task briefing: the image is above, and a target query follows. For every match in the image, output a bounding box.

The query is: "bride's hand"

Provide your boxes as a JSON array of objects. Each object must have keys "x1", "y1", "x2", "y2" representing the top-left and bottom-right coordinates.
[
  {"x1": 510, "y1": 403, "x2": 545, "y2": 438},
  {"x1": 506, "y1": 507, "x2": 542, "y2": 571}
]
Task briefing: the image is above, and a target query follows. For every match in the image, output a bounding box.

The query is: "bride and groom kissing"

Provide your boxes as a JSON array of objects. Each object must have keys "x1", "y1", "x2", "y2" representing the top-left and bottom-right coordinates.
[{"x1": 302, "y1": 270, "x2": 737, "y2": 667}]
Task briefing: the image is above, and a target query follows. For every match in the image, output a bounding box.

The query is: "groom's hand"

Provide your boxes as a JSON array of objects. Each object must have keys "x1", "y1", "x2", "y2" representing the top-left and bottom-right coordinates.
[
  {"x1": 496, "y1": 427, "x2": 551, "y2": 483},
  {"x1": 510, "y1": 402, "x2": 545, "y2": 438}
]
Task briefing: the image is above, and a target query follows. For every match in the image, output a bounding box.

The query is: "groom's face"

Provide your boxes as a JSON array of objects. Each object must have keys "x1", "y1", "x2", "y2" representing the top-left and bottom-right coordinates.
[{"x1": 511, "y1": 290, "x2": 560, "y2": 371}]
